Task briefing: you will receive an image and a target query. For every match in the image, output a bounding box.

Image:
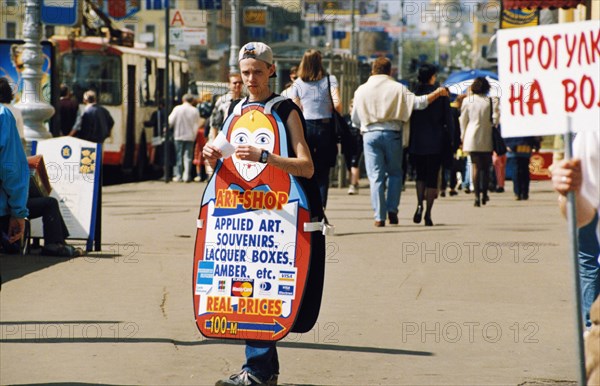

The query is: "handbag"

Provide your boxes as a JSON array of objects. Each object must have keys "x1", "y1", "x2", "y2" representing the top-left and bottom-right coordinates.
[
  {"x1": 326, "y1": 75, "x2": 355, "y2": 157},
  {"x1": 489, "y1": 98, "x2": 507, "y2": 156}
]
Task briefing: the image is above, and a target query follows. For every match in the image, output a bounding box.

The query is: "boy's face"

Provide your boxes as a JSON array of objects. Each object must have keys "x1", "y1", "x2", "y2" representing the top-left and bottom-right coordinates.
[{"x1": 239, "y1": 58, "x2": 275, "y2": 98}]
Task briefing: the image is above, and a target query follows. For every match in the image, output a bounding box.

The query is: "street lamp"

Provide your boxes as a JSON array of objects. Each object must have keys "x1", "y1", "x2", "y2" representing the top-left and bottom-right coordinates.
[{"x1": 17, "y1": 0, "x2": 55, "y2": 151}]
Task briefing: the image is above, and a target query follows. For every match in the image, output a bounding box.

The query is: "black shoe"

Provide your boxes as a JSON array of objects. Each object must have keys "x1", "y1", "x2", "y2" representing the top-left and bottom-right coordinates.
[
  {"x1": 464, "y1": 188, "x2": 472, "y2": 194},
  {"x1": 440, "y1": 191, "x2": 446, "y2": 197},
  {"x1": 41, "y1": 243, "x2": 84, "y2": 257},
  {"x1": 424, "y1": 215, "x2": 433, "y2": 226},
  {"x1": 482, "y1": 195, "x2": 489, "y2": 205},
  {"x1": 388, "y1": 212, "x2": 399, "y2": 225},
  {"x1": 496, "y1": 187, "x2": 505, "y2": 193},
  {"x1": 413, "y1": 205, "x2": 423, "y2": 224},
  {"x1": 522, "y1": 194, "x2": 529, "y2": 200},
  {"x1": 449, "y1": 190, "x2": 458, "y2": 196},
  {"x1": 474, "y1": 198, "x2": 481, "y2": 207}
]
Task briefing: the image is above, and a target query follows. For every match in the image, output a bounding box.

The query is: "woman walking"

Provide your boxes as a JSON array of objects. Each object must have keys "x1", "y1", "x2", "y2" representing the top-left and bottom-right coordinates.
[
  {"x1": 289, "y1": 49, "x2": 341, "y2": 208},
  {"x1": 459, "y1": 77, "x2": 499, "y2": 207},
  {"x1": 408, "y1": 64, "x2": 454, "y2": 226}
]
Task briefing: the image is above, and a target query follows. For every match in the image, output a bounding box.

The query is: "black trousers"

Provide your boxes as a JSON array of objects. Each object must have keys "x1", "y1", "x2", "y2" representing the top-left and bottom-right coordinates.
[{"x1": 27, "y1": 197, "x2": 69, "y2": 245}]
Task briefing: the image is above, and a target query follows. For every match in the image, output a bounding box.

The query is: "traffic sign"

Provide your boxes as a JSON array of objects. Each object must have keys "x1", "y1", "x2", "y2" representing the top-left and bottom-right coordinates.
[{"x1": 41, "y1": 0, "x2": 81, "y2": 26}]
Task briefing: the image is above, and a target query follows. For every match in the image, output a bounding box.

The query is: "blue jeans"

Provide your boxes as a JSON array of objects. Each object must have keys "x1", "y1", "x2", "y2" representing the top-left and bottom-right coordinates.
[
  {"x1": 578, "y1": 213, "x2": 600, "y2": 328},
  {"x1": 244, "y1": 341, "x2": 278, "y2": 380},
  {"x1": 462, "y1": 156, "x2": 472, "y2": 189},
  {"x1": 305, "y1": 119, "x2": 336, "y2": 208},
  {"x1": 173, "y1": 140, "x2": 194, "y2": 182},
  {"x1": 363, "y1": 130, "x2": 403, "y2": 221}
]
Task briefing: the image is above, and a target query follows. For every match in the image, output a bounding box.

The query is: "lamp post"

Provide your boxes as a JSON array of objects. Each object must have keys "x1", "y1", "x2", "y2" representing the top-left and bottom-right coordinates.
[
  {"x1": 17, "y1": 0, "x2": 54, "y2": 151},
  {"x1": 229, "y1": 0, "x2": 240, "y2": 74}
]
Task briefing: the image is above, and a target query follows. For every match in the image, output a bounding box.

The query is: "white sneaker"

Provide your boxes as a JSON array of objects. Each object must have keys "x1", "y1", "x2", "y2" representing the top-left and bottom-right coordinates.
[
  {"x1": 193, "y1": 176, "x2": 201, "y2": 182},
  {"x1": 347, "y1": 184, "x2": 358, "y2": 195},
  {"x1": 172, "y1": 176, "x2": 182, "y2": 182}
]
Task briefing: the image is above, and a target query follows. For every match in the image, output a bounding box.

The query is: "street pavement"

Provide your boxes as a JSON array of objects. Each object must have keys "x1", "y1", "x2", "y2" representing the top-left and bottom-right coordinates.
[{"x1": 0, "y1": 177, "x2": 582, "y2": 385}]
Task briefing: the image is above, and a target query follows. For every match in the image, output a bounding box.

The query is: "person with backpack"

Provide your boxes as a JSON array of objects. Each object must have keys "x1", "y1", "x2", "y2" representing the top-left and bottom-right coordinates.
[{"x1": 203, "y1": 41, "x2": 317, "y2": 386}]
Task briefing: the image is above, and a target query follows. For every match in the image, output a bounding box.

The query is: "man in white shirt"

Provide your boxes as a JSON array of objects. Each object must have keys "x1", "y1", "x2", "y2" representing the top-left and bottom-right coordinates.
[
  {"x1": 168, "y1": 93, "x2": 201, "y2": 182},
  {"x1": 352, "y1": 57, "x2": 448, "y2": 227},
  {"x1": 209, "y1": 73, "x2": 244, "y2": 141}
]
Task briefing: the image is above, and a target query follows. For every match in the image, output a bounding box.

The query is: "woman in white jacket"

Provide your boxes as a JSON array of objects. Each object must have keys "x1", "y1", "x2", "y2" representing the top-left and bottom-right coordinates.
[{"x1": 459, "y1": 77, "x2": 499, "y2": 207}]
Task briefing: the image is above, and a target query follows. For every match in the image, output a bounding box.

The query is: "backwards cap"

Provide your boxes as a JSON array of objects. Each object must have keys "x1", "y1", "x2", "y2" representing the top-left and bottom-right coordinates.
[{"x1": 238, "y1": 42, "x2": 273, "y2": 65}]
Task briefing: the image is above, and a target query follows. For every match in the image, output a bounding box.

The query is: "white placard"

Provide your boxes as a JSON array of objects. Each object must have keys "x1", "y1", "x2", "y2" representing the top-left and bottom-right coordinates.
[
  {"x1": 497, "y1": 20, "x2": 600, "y2": 137},
  {"x1": 31, "y1": 137, "x2": 101, "y2": 242}
]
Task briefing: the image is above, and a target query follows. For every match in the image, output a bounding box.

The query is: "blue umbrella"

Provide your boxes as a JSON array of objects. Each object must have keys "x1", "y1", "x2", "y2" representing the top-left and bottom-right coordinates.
[{"x1": 444, "y1": 69, "x2": 500, "y2": 97}]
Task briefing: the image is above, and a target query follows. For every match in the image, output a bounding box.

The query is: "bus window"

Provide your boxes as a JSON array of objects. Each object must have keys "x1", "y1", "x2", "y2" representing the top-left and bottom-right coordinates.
[
  {"x1": 142, "y1": 58, "x2": 156, "y2": 106},
  {"x1": 61, "y1": 52, "x2": 122, "y2": 105}
]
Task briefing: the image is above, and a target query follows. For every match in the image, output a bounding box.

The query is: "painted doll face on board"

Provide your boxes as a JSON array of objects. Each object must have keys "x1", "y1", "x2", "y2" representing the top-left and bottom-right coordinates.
[{"x1": 230, "y1": 109, "x2": 276, "y2": 182}]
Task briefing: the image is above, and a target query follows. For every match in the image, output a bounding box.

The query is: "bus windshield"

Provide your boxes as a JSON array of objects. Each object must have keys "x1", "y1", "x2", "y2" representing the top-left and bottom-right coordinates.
[{"x1": 61, "y1": 52, "x2": 121, "y2": 106}]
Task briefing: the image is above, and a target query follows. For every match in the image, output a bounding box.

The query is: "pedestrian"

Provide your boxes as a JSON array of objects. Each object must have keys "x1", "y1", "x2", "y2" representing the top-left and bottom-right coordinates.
[
  {"x1": 209, "y1": 73, "x2": 244, "y2": 141},
  {"x1": 550, "y1": 128, "x2": 599, "y2": 384},
  {"x1": 168, "y1": 93, "x2": 201, "y2": 183},
  {"x1": 69, "y1": 90, "x2": 114, "y2": 144},
  {"x1": 193, "y1": 92, "x2": 212, "y2": 182},
  {"x1": 203, "y1": 41, "x2": 315, "y2": 386},
  {"x1": 289, "y1": 49, "x2": 341, "y2": 208},
  {"x1": 58, "y1": 84, "x2": 79, "y2": 136},
  {"x1": 351, "y1": 57, "x2": 449, "y2": 227},
  {"x1": 440, "y1": 94, "x2": 465, "y2": 198},
  {"x1": 505, "y1": 136, "x2": 541, "y2": 201},
  {"x1": 408, "y1": 64, "x2": 454, "y2": 226},
  {"x1": 144, "y1": 99, "x2": 171, "y2": 178},
  {"x1": 344, "y1": 98, "x2": 363, "y2": 195},
  {"x1": 280, "y1": 65, "x2": 298, "y2": 98},
  {"x1": 459, "y1": 77, "x2": 499, "y2": 207},
  {"x1": 0, "y1": 77, "x2": 25, "y2": 151},
  {"x1": 0, "y1": 77, "x2": 29, "y2": 255},
  {"x1": 492, "y1": 151, "x2": 507, "y2": 193}
]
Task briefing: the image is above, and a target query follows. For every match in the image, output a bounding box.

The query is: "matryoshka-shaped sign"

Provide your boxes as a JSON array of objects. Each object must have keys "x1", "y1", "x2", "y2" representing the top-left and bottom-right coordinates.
[{"x1": 193, "y1": 97, "x2": 313, "y2": 341}]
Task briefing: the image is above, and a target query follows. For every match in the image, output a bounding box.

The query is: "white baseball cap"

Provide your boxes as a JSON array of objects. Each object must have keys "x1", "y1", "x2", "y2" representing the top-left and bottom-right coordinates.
[{"x1": 238, "y1": 42, "x2": 273, "y2": 65}]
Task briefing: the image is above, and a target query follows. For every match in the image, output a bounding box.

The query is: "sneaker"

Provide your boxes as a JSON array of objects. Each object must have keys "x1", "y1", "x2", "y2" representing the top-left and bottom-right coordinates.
[
  {"x1": 347, "y1": 184, "x2": 358, "y2": 195},
  {"x1": 215, "y1": 370, "x2": 278, "y2": 386},
  {"x1": 193, "y1": 176, "x2": 201, "y2": 182},
  {"x1": 172, "y1": 176, "x2": 182, "y2": 183}
]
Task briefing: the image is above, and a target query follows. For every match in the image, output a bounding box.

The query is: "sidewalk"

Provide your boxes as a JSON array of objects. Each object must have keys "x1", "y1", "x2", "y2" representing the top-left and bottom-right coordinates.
[{"x1": 0, "y1": 178, "x2": 580, "y2": 385}]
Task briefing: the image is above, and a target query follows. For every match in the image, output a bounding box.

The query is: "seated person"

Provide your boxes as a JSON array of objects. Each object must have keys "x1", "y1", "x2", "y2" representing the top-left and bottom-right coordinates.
[{"x1": 27, "y1": 196, "x2": 83, "y2": 257}]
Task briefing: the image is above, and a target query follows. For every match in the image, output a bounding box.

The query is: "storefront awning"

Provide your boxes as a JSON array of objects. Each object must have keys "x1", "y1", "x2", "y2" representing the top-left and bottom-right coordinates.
[{"x1": 503, "y1": 0, "x2": 586, "y2": 9}]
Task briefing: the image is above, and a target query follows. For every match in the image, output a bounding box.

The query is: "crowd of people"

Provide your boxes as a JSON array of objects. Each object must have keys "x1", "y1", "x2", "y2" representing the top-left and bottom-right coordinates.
[{"x1": 1, "y1": 38, "x2": 598, "y2": 385}]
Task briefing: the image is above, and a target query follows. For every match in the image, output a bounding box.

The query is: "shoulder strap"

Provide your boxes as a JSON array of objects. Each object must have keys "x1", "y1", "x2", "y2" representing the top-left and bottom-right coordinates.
[
  {"x1": 264, "y1": 95, "x2": 287, "y2": 115},
  {"x1": 232, "y1": 97, "x2": 248, "y2": 116},
  {"x1": 325, "y1": 75, "x2": 335, "y2": 118},
  {"x1": 232, "y1": 96, "x2": 288, "y2": 117}
]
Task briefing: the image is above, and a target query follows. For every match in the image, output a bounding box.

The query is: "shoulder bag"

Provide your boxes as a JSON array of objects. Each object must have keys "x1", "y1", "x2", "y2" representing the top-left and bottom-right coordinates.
[
  {"x1": 326, "y1": 75, "x2": 355, "y2": 157},
  {"x1": 489, "y1": 98, "x2": 507, "y2": 156}
]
